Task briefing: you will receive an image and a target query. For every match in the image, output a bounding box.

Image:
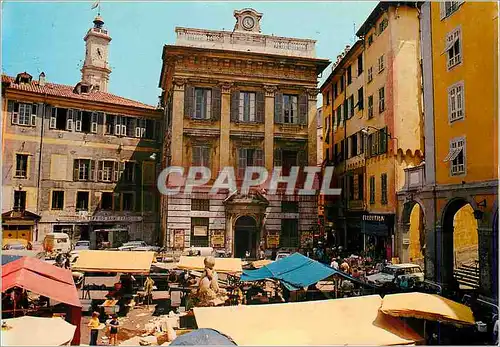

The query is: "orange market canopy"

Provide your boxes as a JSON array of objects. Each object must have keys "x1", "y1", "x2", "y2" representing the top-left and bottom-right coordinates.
[
  {"x1": 194, "y1": 295, "x2": 423, "y2": 346},
  {"x1": 380, "y1": 292, "x2": 475, "y2": 326},
  {"x1": 1, "y1": 316, "x2": 77, "y2": 346},
  {"x1": 177, "y1": 256, "x2": 242, "y2": 274},
  {"x1": 72, "y1": 250, "x2": 155, "y2": 274}
]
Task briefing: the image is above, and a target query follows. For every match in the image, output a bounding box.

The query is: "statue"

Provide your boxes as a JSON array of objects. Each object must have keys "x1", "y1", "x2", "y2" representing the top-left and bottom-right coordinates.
[{"x1": 193, "y1": 256, "x2": 228, "y2": 307}]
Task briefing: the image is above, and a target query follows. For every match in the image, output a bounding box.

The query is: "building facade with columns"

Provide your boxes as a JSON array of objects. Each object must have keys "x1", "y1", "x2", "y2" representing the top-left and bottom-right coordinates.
[
  {"x1": 158, "y1": 8, "x2": 329, "y2": 257},
  {"x1": 2, "y1": 16, "x2": 162, "y2": 247}
]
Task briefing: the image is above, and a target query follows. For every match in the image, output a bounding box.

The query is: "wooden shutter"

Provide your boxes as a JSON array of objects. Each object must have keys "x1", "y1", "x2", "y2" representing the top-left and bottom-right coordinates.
[
  {"x1": 89, "y1": 160, "x2": 96, "y2": 181},
  {"x1": 113, "y1": 161, "x2": 119, "y2": 182},
  {"x1": 135, "y1": 121, "x2": 141, "y2": 137},
  {"x1": 255, "y1": 149, "x2": 264, "y2": 167},
  {"x1": 74, "y1": 110, "x2": 81, "y2": 131},
  {"x1": 114, "y1": 116, "x2": 121, "y2": 135},
  {"x1": 211, "y1": 86, "x2": 221, "y2": 121},
  {"x1": 238, "y1": 148, "x2": 247, "y2": 178},
  {"x1": 121, "y1": 117, "x2": 127, "y2": 136},
  {"x1": 298, "y1": 93, "x2": 308, "y2": 125},
  {"x1": 380, "y1": 127, "x2": 388, "y2": 154},
  {"x1": 91, "y1": 112, "x2": 98, "y2": 133},
  {"x1": 30, "y1": 104, "x2": 38, "y2": 126},
  {"x1": 184, "y1": 85, "x2": 194, "y2": 118},
  {"x1": 73, "y1": 159, "x2": 79, "y2": 181},
  {"x1": 274, "y1": 148, "x2": 282, "y2": 167},
  {"x1": 97, "y1": 161, "x2": 103, "y2": 182},
  {"x1": 230, "y1": 90, "x2": 240, "y2": 122},
  {"x1": 202, "y1": 147, "x2": 210, "y2": 168},
  {"x1": 274, "y1": 92, "x2": 283, "y2": 124},
  {"x1": 67, "y1": 110, "x2": 74, "y2": 131},
  {"x1": 11, "y1": 101, "x2": 19, "y2": 125},
  {"x1": 47, "y1": 106, "x2": 55, "y2": 129},
  {"x1": 256, "y1": 91, "x2": 265, "y2": 123},
  {"x1": 192, "y1": 146, "x2": 201, "y2": 166}
]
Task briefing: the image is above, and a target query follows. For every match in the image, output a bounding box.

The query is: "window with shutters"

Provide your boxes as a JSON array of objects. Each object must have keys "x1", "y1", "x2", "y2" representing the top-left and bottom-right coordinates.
[
  {"x1": 51, "y1": 191, "x2": 64, "y2": 210},
  {"x1": 368, "y1": 132, "x2": 380, "y2": 157},
  {"x1": 135, "y1": 118, "x2": 146, "y2": 138},
  {"x1": 445, "y1": 137, "x2": 466, "y2": 175},
  {"x1": 15, "y1": 154, "x2": 28, "y2": 178},
  {"x1": 351, "y1": 134, "x2": 358, "y2": 158},
  {"x1": 357, "y1": 55, "x2": 363, "y2": 76},
  {"x1": 113, "y1": 115, "x2": 128, "y2": 136},
  {"x1": 75, "y1": 110, "x2": 93, "y2": 133},
  {"x1": 238, "y1": 148, "x2": 264, "y2": 178},
  {"x1": 349, "y1": 95, "x2": 355, "y2": 118},
  {"x1": 100, "y1": 192, "x2": 113, "y2": 210},
  {"x1": 440, "y1": 1, "x2": 463, "y2": 20},
  {"x1": 368, "y1": 95, "x2": 374, "y2": 118},
  {"x1": 378, "y1": 87, "x2": 385, "y2": 113},
  {"x1": 98, "y1": 160, "x2": 115, "y2": 182},
  {"x1": 381, "y1": 173, "x2": 388, "y2": 204},
  {"x1": 194, "y1": 88, "x2": 212, "y2": 119},
  {"x1": 378, "y1": 18, "x2": 388, "y2": 34},
  {"x1": 340, "y1": 76, "x2": 345, "y2": 92},
  {"x1": 280, "y1": 219, "x2": 299, "y2": 248},
  {"x1": 358, "y1": 131, "x2": 365, "y2": 154},
  {"x1": 348, "y1": 175, "x2": 355, "y2": 200},
  {"x1": 76, "y1": 191, "x2": 89, "y2": 211},
  {"x1": 73, "y1": 159, "x2": 94, "y2": 181},
  {"x1": 334, "y1": 82, "x2": 338, "y2": 98},
  {"x1": 378, "y1": 55, "x2": 385, "y2": 73},
  {"x1": 379, "y1": 127, "x2": 388, "y2": 154},
  {"x1": 369, "y1": 176, "x2": 375, "y2": 204},
  {"x1": 191, "y1": 217, "x2": 209, "y2": 247},
  {"x1": 192, "y1": 145, "x2": 210, "y2": 167},
  {"x1": 358, "y1": 173, "x2": 364, "y2": 200},
  {"x1": 122, "y1": 192, "x2": 135, "y2": 211},
  {"x1": 239, "y1": 92, "x2": 256, "y2": 122},
  {"x1": 145, "y1": 119, "x2": 156, "y2": 139},
  {"x1": 368, "y1": 67, "x2": 373, "y2": 83},
  {"x1": 191, "y1": 199, "x2": 210, "y2": 211},
  {"x1": 357, "y1": 87, "x2": 364, "y2": 110},
  {"x1": 123, "y1": 162, "x2": 136, "y2": 183},
  {"x1": 8, "y1": 101, "x2": 38, "y2": 126},
  {"x1": 448, "y1": 81, "x2": 465, "y2": 122},
  {"x1": 336, "y1": 106, "x2": 342, "y2": 127},
  {"x1": 446, "y1": 27, "x2": 462, "y2": 70},
  {"x1": 105, "y1": 114, "x2": 115, "y2": 134},
  {"x1": 347, "y1": 65, "x2": 352, "y2": 85},
  {"x1": 13, "y1": 191, "x2": 26, "y2": 211},
  {"x1": 124, "y1": 117, "x2": 135, "y2": 137},
  {"x1": 368, "y1": 34, "x2": 374, "y2": 46},
  {"x1": 283, "y1": 94, "x2": 298, "y2": 124}
]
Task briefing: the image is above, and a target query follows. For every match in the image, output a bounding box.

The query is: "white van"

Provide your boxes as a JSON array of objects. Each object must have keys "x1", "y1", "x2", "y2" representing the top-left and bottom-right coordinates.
[{"x1": 43, "y1": 233, "x2": 71, "y2": 253}]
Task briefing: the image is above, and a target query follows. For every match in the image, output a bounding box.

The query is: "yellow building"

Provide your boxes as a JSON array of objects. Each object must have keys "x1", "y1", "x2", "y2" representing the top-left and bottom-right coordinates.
[
  {"x1": 399, "y1": 1, "x2": 498, "y2": 298},
  {"x1": 321, "y1": 2, "x2": 423, "y2": 258}
]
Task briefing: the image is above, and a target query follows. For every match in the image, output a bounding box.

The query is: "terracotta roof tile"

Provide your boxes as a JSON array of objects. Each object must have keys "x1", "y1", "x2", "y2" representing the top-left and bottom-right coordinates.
[{"x1": 2, "y1": 75, "x2": 156, "y2": 110}]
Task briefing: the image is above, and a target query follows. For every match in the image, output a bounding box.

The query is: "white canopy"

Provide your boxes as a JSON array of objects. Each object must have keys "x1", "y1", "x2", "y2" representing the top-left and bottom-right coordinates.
[{"x1": 2, "y1": 316, "x2": 76, "y2": 346}]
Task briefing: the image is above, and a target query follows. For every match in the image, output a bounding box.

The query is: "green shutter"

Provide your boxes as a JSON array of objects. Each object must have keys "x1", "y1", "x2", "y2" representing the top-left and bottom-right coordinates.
[{"x1": 274, "y1": 92, "x2": 283, "y2": 124}]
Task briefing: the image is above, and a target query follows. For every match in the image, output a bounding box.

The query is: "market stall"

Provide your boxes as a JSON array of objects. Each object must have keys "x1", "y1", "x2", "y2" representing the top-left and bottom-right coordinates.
[
  {"x1": 176, "y1": 256, "x2": 243, "y2": 274},
  {"x1": 194, "y1": 295, "x2": 423, "y2": 345},
  {"x1": 72, "y1": 250, "x2": 155, "y2": 273},
  {"x1": 1, "y1": 316, "x2": 76, "y2": 346},
  {"x1": 1, "y1": 257, "x2": 82, "y2": 345}
]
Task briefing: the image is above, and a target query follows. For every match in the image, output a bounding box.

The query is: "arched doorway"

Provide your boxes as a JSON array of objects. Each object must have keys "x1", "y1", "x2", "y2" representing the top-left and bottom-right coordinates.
[
  {"x1": 440, "y1": 199, "x2": 479, "y2": 287},
  {"x1": 234, "y1": 216, "x2": 258, "y2": 259},
  {"x1": 406, "y1": 203, "x2": 425, "y2": 267}
]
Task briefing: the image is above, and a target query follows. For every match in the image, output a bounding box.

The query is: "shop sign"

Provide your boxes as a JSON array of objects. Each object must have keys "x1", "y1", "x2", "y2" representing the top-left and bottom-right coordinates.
[
  {"x1": 362, "y1": 215, "x2": 386, "y2": 222},
  {"x1": 267, "y1": 233, "x2": 280, "y2": 248},
  {"x1": 173, "y1": 229, "x2": 185, "y2": 249},
  {"x1": 210, "y1": 231, "x2": 225, "y2": 248},
  {"x1": 193, "y1": 225, "x2": 208, "y2": 236}
]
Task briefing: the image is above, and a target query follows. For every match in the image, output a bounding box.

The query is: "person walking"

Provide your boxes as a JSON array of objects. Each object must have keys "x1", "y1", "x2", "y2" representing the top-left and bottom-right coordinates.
[
  {"x1": 109, "y1": 314, "x2": 119, "y2": 346},
  {"x1": 88, "y1": 311, "x2": 100, "y2": 346}
]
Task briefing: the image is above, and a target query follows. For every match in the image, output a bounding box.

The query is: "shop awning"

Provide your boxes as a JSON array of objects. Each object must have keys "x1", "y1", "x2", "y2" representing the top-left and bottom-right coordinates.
[
  {"x1": 72, "y1": 250, "x2": 155, "y2": 274},
  {"x1": 177, "y1": 256, "x2": 242, "y2": 274},
  {"x1": 241, "y1": 253, "x2": 347, "y2": 291},
  {"x1": 1, "y1": 316, "x2": 76, "y2": 346},
  {"x1": 443, "y1": 146, "x2": 462, "y2": 162},
  {"x1": 194, "y1": 295, "x2": 423, "y2": 346},
  {"x1": 380, "y1": 292, "x2": 475, "y2": 326},
  {"x1": 2, "y1": 256, "x2": 81, "y2": 308}
]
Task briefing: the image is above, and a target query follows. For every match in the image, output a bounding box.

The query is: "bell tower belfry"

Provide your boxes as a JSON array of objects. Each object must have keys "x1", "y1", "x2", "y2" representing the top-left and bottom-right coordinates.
[{"x1": 81, "y1": 15, "x2": 112, "y2": 92}]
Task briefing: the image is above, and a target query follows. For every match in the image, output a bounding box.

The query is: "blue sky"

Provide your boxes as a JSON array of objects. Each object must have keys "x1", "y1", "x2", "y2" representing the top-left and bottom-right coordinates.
[{"x1": 2, "y1": 1, "x2": 377, "y2": 106}]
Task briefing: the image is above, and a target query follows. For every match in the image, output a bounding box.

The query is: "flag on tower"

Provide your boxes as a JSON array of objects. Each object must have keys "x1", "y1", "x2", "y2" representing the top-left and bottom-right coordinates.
[{"x1": 91, "y1": 1, "x2": 100, "y2": 10}]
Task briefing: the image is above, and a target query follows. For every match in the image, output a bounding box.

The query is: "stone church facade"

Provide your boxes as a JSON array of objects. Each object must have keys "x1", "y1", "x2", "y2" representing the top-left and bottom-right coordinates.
[{"x1": 158, "y1": 8, "x2": 329, "y2": 257}]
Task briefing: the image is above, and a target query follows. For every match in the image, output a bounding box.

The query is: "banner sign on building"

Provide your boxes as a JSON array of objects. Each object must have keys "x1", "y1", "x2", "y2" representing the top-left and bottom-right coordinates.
[
  {"x1": 361, "y1": 214, "x2": 393, "y2": 237},
  {"x1": 173, "y1": 229, "x2": 185, "y2": 249},
  {"x1": 267, "y1": 233, "x2": 280, "y2": 248},
  {"x1": 193, "y1": 225, "x2": 208, "y2": 236},
  {"x1": 210, "y1": 231, "x2": 225, "y2": 248}
]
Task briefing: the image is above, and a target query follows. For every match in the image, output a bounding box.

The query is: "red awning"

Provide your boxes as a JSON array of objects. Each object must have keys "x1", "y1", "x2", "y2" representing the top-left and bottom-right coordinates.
[{"x1": 2, "y1": 257, "x2": 81, "y2": 308}]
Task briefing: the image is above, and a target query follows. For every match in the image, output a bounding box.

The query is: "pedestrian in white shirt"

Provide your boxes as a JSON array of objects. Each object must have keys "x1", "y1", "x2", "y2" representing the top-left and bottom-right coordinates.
[{"x1": 330, "y1": 258, "x2": 339, "y2": 270}]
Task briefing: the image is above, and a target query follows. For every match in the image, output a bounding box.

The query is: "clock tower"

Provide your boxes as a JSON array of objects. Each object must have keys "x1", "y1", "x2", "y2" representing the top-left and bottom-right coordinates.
[
  {"x1": 233, "y1": 8, "x2": 263, "y2": 33},
  {"x1": 81, "y1": 15, "x2": 112, "y2": 92}
]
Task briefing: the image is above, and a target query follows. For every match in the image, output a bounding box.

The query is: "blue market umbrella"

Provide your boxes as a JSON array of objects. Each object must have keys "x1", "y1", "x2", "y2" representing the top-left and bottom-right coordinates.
[{"x1": 170, "y1": 328, "x2": 237, "y2": 345}]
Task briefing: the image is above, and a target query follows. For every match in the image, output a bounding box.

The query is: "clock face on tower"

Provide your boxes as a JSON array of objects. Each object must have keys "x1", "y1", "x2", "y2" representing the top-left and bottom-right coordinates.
[{"x1": 242, "y1": 16, "x2": 255, "y2": 30}]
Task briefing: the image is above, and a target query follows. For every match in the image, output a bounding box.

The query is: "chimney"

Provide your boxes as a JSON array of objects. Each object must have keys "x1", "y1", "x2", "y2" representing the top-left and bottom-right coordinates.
[{"x1": 38, "y1": 72, "x2": 46, "y2": 87}]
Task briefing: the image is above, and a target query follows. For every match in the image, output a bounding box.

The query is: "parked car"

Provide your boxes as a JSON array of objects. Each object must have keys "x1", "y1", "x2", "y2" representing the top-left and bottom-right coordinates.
[
  {"x1": 118, "y1": 241, "x2": 160, "y2": 252},
  {"x1": 366, "y1": 263, "x2": 424, "y2": 287},
  {"x1": 2, "y1": 242, "x2": 28, "y2": 250},
  {"x1": 43, "y1": 233, "x2": 71, "y2": 253},
  {"x1": 74, "y1": 240, "x2": 90, "y2": 251}
]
